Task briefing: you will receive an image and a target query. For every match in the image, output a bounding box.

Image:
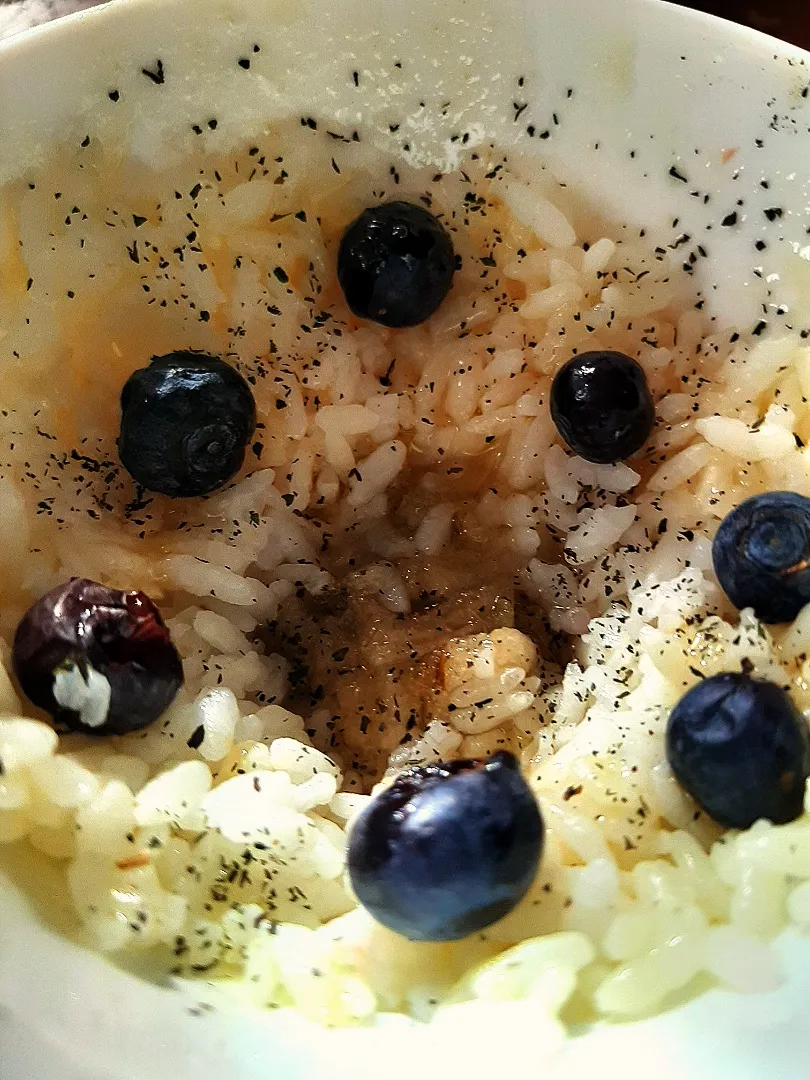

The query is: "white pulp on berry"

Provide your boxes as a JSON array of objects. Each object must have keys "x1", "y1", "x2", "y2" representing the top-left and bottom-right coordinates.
[{"x1": 52, "y1": 661, "x2": 111, "y2": 729}]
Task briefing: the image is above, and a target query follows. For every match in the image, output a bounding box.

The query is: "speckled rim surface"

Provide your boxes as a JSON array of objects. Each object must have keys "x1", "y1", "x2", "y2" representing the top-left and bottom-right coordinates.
[{"x1": 1, "y1": 0, "x2": 810, "y2": 1077}]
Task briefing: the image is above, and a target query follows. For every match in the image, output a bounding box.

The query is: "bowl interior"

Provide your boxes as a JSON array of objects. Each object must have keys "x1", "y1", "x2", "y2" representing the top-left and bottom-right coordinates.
[{"x1": 2, "y1": 0, "x2": 810, "y2": 1076}]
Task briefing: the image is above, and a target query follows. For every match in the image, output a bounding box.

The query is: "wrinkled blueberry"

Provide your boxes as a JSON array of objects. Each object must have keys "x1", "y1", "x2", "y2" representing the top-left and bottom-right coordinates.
[
  {"x1": 550, "y1": 350, "x2": 655, "y2": 464},
  {"x1": 347, "y1": 751, "x2": 544, "y2": 941},
  {"x1": 666, "y1": 672, "x2": 810, "y2": 830},
  {"x1": 712, "y1": 491, "x2": 810, "y2": 624},
  {"x1": 12, "y1": 578, "x2": 183, "y2": 736},
  {"x1": 118, "y1": 351, "x2": 256, "y2": 498},
  {"x1": 337, "y1": 201, "x2": 455, "y2": 328}
]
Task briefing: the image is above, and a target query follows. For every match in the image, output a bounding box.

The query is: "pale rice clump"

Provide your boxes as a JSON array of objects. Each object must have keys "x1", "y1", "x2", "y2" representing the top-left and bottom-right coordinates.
[{"x1": 2, "y1": 115, "x2": 810, "y2": 1032}]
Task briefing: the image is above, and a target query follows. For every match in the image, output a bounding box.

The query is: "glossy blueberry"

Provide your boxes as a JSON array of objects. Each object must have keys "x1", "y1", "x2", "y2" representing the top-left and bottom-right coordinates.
[
  {"x1": 12, "y1": 578, "x2": 183, "y2": 736},
  {"x1": 347, "y1": 751, "x2": 544, "y2": 941},
  {"x1": 550, "y1": 350, "x2": 655, "y2": 464},
  {"x1": 666, "y1": 672, "x2": 810, "y2": 830},
  {"x1": 712, "y1": 491, "x2": 810, "y2": 624},
  {"x1": 337, "y1": 201, "x2": 455, "y2": 328},
  {"x1": 118, "y1": 351, "x2": 256, "y2": 498}
]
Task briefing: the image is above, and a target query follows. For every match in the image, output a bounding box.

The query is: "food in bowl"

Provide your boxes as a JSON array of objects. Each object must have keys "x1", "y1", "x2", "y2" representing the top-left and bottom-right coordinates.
[{"x1": 3, "y1": 0, "x2": 810, "y2": 1039}]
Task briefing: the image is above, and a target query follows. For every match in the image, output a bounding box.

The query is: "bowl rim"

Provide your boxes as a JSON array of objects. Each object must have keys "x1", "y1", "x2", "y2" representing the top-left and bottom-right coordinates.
[{"x1": 2, "y1": 0, "x2": 810, "y2": 1078}]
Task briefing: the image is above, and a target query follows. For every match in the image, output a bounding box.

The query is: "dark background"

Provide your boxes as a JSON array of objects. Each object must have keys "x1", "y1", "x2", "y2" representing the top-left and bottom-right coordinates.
[{"x1": 676, "y1": 1, "x2": 810, "y2": 50}]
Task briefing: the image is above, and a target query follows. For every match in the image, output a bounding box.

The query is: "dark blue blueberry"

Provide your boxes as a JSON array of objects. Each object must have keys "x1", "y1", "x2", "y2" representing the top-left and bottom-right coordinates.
[
  {"x1": 666, "y1": 672, "x2": 810, "y2": 830},
  {"x1": 337, "y1": 201, "x2": 455, "y2": 328},
  {"x1": 550, "y1": 350, "x2": 655, "y2": 464},
  {"x1": 12, "y1": 578, "x2": 183, "y2": 736},
  {"x1": 347, "y1": 751, "x2": 544, "y2": 941},
  {"x1": 118, "y1": 352, "x2": 256, "y2": 498},
  {"x1": 712, "y1": 491, "x2": 810, "y2": 624}
]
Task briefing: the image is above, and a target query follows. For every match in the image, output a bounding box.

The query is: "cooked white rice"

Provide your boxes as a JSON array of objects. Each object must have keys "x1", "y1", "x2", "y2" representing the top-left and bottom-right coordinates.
[{"x1": 2, "y1": 114, "x2": 810, "y2": 1033}]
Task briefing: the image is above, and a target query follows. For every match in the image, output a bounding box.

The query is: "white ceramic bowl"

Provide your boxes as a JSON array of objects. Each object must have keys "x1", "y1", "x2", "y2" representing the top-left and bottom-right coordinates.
[{"x1": 2, "y1": 1, "x2": 810, "y2": 1076}]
